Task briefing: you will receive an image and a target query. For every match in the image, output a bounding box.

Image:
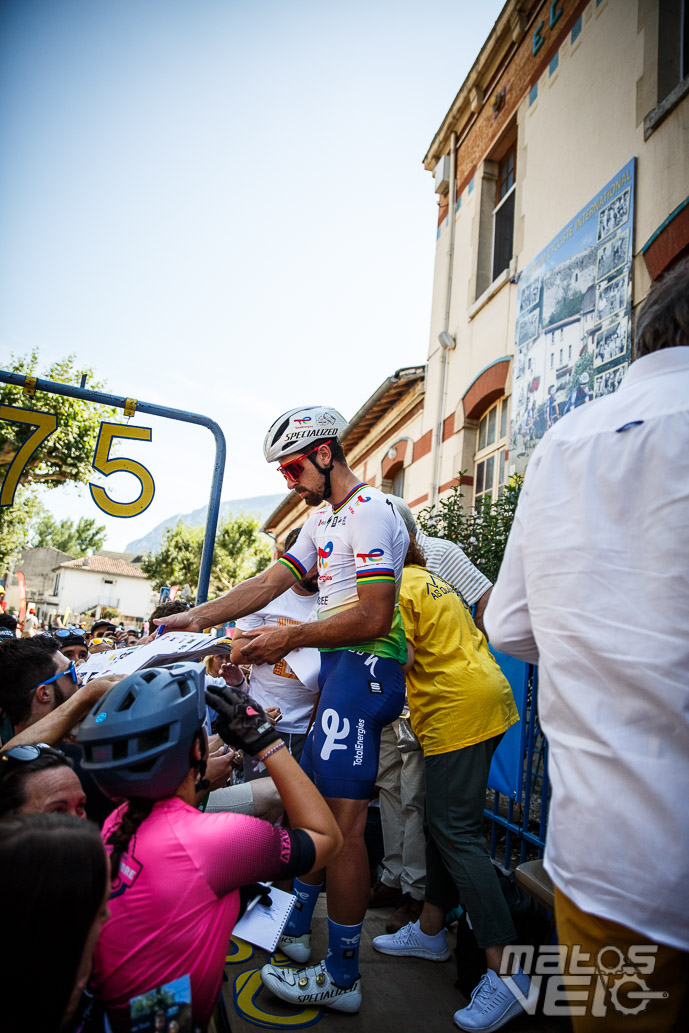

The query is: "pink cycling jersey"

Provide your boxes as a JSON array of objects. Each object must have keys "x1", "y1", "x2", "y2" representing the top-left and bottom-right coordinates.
[{"x1": 92, "y1": 796, "x2": 309, "y2": 1029}]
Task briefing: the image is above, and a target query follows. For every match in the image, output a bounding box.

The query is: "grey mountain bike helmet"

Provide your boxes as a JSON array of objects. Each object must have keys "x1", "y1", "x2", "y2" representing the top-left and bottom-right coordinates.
[{"x1": 77, "y1": 662, "x2": 206, "y2": 801}]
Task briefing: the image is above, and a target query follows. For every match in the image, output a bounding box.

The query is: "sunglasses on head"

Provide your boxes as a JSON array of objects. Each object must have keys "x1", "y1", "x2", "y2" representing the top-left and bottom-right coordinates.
[
  {"x1": 277, "y1": 440, "x2": 331, "y2": 484},
  {"x1": 0, "y1": 743, "x2": 62, "y2": 768},
  {"x1": 53, "y1": 628, "x2": 86, "y2": 638},
  {"x1": 90, "y1": 637, "x2": 114, "y2": 647}
]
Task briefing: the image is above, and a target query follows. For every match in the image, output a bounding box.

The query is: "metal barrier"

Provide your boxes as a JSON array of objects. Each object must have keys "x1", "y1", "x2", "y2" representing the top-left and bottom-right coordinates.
[
  {"x1": 0, "y1": 370, "x2": 226, "y2": 604},
  {"x1": 486, "y1": 663, "x2": 550, "y2": 870}
]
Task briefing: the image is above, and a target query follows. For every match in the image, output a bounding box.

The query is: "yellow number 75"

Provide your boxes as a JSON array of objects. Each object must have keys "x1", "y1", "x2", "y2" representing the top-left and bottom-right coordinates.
[
  {"x1": 0, "y1": 405, "x2": 58, "y2": 506},
  {"x1": 89, "y1": 422, "x2": 155, "y2": 518}
]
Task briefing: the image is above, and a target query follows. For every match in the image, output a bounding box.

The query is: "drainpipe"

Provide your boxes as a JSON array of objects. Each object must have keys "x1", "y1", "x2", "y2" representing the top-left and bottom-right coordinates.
[{"x1": 431, "y1": 131, "x2": 457, "y2": 506}]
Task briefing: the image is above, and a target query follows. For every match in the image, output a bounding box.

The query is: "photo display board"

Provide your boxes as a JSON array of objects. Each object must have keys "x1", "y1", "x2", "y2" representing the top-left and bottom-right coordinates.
[{"x1": 510, "y1": 158, "x2": 635, "y2": 476}]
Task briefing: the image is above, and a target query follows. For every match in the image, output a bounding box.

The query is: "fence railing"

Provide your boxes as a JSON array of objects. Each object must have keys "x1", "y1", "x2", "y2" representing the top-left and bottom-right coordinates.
[{"x1": 485, "y1": 661, "x2": 550, "y2": 870}]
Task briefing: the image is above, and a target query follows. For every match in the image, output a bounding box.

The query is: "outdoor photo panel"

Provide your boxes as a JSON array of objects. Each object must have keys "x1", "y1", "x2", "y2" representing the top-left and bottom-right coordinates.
[{"x1": 510, "y1": 159, "x2": 635, "y2": 476}]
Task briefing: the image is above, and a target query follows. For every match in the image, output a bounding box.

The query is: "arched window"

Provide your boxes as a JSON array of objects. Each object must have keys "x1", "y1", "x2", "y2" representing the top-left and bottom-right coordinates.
[
  {"x1": 474, "y1": 397, "x2": 509, "y2": 507},
  {"x1": 391, "y1": 466, "x2": 404, "y2": 497},
  {"x1": 380, "y1": 439, "x2": 409, "y2": 495}
]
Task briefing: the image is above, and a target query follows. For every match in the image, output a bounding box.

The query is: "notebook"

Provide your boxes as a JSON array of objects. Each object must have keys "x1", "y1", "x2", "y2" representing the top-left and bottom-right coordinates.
[{"x1": 232, "y1": 885, "x2": 296, "y2": 952}]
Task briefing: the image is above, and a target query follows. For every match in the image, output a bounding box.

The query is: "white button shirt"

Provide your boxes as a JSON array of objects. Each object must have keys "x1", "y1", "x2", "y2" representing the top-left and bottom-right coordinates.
[{"x1": 485, "y1": 347, "x2": 689, "y2": 950}]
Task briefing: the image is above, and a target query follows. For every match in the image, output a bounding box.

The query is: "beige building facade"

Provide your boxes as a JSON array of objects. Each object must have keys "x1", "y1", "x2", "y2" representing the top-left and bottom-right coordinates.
[
  {"x1": 421, "y1": 0, "x2": 689, "y2": 509},
  {"x1": 265, "y1": 0, "x2": 688, "y2": 545}
]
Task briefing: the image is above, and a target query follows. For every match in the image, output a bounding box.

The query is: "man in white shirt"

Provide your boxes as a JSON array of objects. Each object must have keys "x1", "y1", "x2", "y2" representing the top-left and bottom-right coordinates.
[{"x1": 485, "y1": 260, "x2": 689, "y2": 1032}]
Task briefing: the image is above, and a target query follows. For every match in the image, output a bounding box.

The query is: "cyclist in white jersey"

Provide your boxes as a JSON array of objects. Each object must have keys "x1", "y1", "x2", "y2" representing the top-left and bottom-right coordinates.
[{"x1": 157, "y1": 406, "x2": 409, "y2": 1014}]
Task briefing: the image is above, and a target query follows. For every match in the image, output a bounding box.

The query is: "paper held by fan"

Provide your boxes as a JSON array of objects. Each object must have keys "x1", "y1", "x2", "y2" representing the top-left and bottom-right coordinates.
[
  {"x1": 283, "y1": 646, "x2": 320, "y2": 692},
  {"x1": 78, "y1": 631, "x2": 232, "y2": 682}
]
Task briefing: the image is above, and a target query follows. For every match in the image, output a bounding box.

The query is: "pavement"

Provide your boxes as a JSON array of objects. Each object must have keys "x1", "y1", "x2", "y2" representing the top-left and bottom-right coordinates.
[{"x1": 219, "y1": 895, "x2": 572, "y2": 1033}]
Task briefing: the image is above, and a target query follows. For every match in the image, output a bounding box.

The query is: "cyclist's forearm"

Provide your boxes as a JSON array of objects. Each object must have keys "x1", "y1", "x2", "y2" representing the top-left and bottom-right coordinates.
[{"x1": 188, "y1": 565, "x2": 294, "y2": 626}]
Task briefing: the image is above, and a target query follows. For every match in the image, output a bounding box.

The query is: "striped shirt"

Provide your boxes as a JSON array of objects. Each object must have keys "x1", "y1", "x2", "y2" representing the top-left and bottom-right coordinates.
[{"x1": 414, "y1": 529, "x2": 491, "y2": 605}]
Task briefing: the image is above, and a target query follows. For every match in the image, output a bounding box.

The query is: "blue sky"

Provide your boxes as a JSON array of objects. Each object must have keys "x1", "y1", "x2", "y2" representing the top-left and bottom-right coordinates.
[{"x1": 1, "y1": 0, "x2": 505, "y2": 549}]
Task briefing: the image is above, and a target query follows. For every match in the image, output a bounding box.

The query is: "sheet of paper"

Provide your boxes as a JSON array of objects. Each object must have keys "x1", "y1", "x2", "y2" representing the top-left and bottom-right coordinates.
[
  {"x1": 232, "y1": 885, "x2": 296, "y2": 952},
  {"x1": 283, "y1": 646, "x2": 321, "y2": 693},
  {"x1": 78, "y1": 632, "x2": 231, "y2": 682}
]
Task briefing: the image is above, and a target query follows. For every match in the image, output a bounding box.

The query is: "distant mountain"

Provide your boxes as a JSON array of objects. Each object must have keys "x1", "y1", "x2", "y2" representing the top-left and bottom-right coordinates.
[{"x1": 125, "y1": 493, "x2": 287, "y2": 553}]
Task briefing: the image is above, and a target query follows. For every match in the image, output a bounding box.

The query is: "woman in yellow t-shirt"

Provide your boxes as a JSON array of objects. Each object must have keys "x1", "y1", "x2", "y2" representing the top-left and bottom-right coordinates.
[{"x1": 372, "y1": 536, "x2": 531, "y2": 1033}]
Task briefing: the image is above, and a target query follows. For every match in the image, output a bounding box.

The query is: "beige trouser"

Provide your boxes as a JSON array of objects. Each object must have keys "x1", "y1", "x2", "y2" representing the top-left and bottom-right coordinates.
[
  {"x1": 554, "y1": 885, "x2": 689, "y2": 1032},
  {"x1": 375, "y1": 720, "x2": 426, "y2": 900}
]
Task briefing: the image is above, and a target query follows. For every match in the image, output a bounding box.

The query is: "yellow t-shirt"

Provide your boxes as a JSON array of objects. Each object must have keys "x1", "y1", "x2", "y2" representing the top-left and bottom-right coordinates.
[{"x1": 399, "y1": 565, "x2": 519, "y2": 756}]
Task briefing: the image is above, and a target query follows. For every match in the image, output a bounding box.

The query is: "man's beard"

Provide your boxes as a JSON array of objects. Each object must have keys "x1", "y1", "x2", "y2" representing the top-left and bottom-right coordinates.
[
  {"x1": 52, "y1": 680, "x2": 67, "y2": 708},
  {"x1": 294, "y1": 487, "x2": 324, "y2": 507}
]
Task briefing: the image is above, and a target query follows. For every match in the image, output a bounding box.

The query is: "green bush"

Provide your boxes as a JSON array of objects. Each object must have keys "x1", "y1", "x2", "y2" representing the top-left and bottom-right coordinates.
[{"x1": 417, "y1": 472, "x2": 524, "y2": 583}]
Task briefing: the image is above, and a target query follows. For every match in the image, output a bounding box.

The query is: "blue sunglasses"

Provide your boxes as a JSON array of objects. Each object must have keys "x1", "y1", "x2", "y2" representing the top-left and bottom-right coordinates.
[{"x1": 29, "y1": 660, "x2": 81, "y2": 695}]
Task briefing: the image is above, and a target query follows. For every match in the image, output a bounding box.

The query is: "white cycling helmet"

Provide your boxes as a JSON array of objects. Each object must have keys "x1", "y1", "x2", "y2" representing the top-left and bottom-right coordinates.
[{"x1": 263, "y1": 406, "x2": 348, "y2": 463}]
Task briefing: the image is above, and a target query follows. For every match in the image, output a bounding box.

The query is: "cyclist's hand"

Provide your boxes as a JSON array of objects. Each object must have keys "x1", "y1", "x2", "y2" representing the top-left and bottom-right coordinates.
[
  {"x1": 152, "y1": 610, "x2": 205, "y2": 634},
  {"x1": 205, "y1": 682, "x2": 282, "y2": 756}
]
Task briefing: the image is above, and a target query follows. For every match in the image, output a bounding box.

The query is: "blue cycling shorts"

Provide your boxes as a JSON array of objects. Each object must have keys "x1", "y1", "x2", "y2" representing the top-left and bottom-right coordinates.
[{"x1": 300, "y1": 649, "x2": 406, "y2": 800}]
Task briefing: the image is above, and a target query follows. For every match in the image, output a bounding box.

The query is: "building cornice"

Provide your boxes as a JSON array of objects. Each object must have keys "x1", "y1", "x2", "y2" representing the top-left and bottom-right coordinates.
[{"x1": 423, "y1": 0, "x2": 542, "y2": 170}]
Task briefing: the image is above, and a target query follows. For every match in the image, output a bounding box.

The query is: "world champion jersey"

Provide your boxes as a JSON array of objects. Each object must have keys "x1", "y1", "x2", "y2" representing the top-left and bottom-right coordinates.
[{"x1": 279, "y1": 482, "x2": 409, "y2": 663}]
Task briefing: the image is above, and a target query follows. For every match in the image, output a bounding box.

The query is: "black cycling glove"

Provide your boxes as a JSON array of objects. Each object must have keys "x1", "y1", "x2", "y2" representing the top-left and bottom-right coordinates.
[{"x1": 205, "y1": 682, "x2": 282, "y2": 756}]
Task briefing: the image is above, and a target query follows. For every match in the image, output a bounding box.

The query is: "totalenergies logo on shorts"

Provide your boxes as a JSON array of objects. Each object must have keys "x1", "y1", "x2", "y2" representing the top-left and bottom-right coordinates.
[
  {"x1": 318, "y1": 541, "x2": 334, "y2": 568},
  {"x1": 356, "y1": 548, "x2": 384, "y2": 563}
]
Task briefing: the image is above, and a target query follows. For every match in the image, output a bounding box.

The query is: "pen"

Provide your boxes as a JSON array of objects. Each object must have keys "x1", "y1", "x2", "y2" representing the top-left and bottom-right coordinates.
[
  {"x1": 156, "y1": 624, "x2": 165, "y2": 637},
  {"x1": 245, "y1": 882, "x2": 273, "y2": 914}
]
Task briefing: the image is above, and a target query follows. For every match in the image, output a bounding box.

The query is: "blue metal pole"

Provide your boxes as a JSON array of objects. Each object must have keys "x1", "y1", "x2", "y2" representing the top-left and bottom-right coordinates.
[{"x1": 0, "y1": 370, "x2": 226, "y2": 605}]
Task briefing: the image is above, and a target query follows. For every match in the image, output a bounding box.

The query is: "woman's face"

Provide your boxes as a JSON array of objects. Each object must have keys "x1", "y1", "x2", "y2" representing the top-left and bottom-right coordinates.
[
  {"x1": 209, "y1": 654, "x2": 223, "y2": 677},
  {"x1": 20, "y1": 767, "x2": 87, "y2": 819},
  {"x1": 60, "y1": 850, "x2": 111, "y2": 1029}
]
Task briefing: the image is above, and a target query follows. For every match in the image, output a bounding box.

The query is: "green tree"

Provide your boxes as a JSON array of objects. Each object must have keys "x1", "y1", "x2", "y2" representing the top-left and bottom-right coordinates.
[
  {"x1": 0, "y1": 488, "x2": 44, "y2": 572},
  {"x1": 545, "y1": 288, "x2": 583, "y2": 327},
  {"x1": 0, "y1": 351, "x2": 114, "y2": 572},
  {"x1": 32, "y1": 511, "x2": 107, "y2": 556},
  {"x1": 417, "y1": 472, "x2": 524, "y2": 583},
  {"x1": 140, "y1": 514, "x2": 271, "y2": 601}
]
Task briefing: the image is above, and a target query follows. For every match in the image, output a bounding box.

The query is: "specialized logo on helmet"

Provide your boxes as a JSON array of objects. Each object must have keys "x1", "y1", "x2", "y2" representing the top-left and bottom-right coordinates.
[{"x1": 317, "y1": 541, "x2": 334, "y2": 568}]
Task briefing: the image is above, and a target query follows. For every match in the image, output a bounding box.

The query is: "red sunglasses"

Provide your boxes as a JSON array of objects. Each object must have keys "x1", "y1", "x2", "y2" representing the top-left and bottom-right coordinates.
[{"x1": 277, "y1": 441, "x2": 331, "y2": 484}]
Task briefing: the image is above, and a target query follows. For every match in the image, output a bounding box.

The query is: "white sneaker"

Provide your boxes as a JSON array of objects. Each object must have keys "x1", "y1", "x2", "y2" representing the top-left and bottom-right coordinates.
[
  {"x1": 277, "y1": 930, "x2": 311, "y2": 963},
  {"x1": 453, "y1": 967, "x2": 532, "y2": 1031},
  {"x1": 261, "y1": 959, "x2": 362, "y2": 1013},
  {"x1": 372, "y1": 920, "x2": 451, "y2": 961}
]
